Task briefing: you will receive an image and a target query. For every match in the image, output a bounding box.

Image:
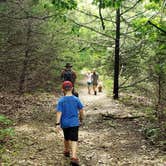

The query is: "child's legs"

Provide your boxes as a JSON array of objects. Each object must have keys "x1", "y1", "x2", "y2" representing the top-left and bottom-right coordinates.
[
  {"x1": 71, "y1": 141, "x2": 78, "y2": 158},
  {"x1": 62, "y1": 126, "x2": 79, "y2": 157},
  {"x1": 64, "y1": 140, "x2": 70, "y2": 152},
  {"x1": 63, "y1": 128, "x2": 70, "y2": 152}
]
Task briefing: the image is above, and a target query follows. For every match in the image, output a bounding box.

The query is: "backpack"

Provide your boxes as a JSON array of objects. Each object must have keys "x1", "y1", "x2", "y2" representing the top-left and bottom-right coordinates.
[
  {"x1": 91, "y1": 73, "x2": 98, "y2": 84},
  {"x1": 63, "y1": 70, "x2": 74, "y2": 83}
]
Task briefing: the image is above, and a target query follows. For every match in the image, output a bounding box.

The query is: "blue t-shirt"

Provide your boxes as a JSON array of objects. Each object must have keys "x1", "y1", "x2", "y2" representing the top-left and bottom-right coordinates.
[{"x1": 56, "y1": 96, "x2": 83, "y2": 128}]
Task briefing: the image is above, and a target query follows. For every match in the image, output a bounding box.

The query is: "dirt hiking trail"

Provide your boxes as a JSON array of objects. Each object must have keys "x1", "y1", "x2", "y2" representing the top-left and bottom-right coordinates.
[{"x1": 1, "y1": 82, "x2": 166, "y2": 166}]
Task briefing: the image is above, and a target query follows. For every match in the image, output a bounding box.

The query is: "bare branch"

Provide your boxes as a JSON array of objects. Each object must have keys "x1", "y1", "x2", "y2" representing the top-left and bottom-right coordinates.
[
  {"x1": 119, "y1": 76, "x2": 132, "y2": 87},
  {"x1": 121, "y1": 0, "x2": 141, "y2": 16},
  {"x1": 125, "y1": 11, "x2": 148, "y2": 21},
  {"x1": 120, "y1": 40, "x2": 146, "y2": 55},
  {"x1": 79, "y1": 18, "x2": 98, "y2": 25},
  {"x1": 120, "y1": 15, "x2": 149, "y2": 35},
  {"x1": 77, "y1": 38, "x2": 114, "y2": 48},
  {"x1": 99, "y1": 0, "x2": 105, "y2": 30},
  {"x1": 148, "y1": 21, "x2": 166, "y2": 34},
  {"x1": 119, "y1": 77, "x2": 149, "y2": 89},
  {"x1": 76, "y1": 9, "x2": 116, "y2": 23},
  {"x1": 67, "y1": 17, "x2": 115, "y2": 40}
]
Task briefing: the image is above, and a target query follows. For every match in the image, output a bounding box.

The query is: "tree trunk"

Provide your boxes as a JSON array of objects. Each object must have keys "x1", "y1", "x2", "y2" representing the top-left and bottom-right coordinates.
[
  {"x1": 18, "y1": 19, "x2": 31, "y2": 94},
  {"x1": 113, "y1": 8, "x2": 120, "y2": 99},
  {"x1": 18, "y1": 49, "x2": 30, "y2": 93}
]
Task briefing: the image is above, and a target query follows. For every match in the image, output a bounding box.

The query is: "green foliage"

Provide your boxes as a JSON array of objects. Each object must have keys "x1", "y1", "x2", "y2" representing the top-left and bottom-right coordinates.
[
  {"x1": 33, "y1": 0, "x2": 39, "y2": 5},
  {"x1": 132, "y1": 17, "x2": 149, "y2": 36},
  {"x1": 0, "y1": 1, "x2": 7, "y2": 11},
  {"x1": 103, "y1": 77, "x2": 113, "y2": 95},
  {"x1": 142, "y1": 107, "x2": 164, "y2": 144},
  {"x1": 0, "y1": 0, "x2": 80, "y2": 93},
  {"x1": 93, "y1": 0, "x2": 124, "y2": 8},
  {"x1": 0, "y1": 128, "x2": 14, "y2": 142},
  {"x1": 144, "y1": 1, "x2": 160, "y2": 10},
  {"x1": 143, "y1": 125, "x2": 161, "y2": 144},
  {"x1": 0, "y1": 115, "x2": 14, "y2": 157},
  {"x1": 71, "y1": 24, "x2": 80, "y2": 35},
  {"x1": 150, "y1": 0, "x2": 162, "y2": 3},
  {"x1": 0, "y1": 115, "x2": 13, "y2": 126},
  {"x1": 52, "y1": 0, "x2": 77, "y2": 10}
]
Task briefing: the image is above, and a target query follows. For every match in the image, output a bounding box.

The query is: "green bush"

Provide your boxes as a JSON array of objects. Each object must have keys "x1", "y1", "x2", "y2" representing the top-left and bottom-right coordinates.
[
  {"x1": 0, "y1": 115, "x2": 13, "y2": 126},
  {"x1": 103, "y1": 77, "x2": 113, "y2": 96},
  {"x1": 0, "y1": 114, "x2": 14, "y2": 144},
  {"x1": 0, "y1": 128, "x2": 14, "y2": 142},
  {"x1": 143, "y1": 125, "x2": 161, "y2": 144}
]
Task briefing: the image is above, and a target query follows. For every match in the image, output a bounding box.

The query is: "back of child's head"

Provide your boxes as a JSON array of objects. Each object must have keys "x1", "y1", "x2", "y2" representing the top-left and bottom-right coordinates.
[{"x1": 62, "y1": 81, "x2": 73, "y2": 91}]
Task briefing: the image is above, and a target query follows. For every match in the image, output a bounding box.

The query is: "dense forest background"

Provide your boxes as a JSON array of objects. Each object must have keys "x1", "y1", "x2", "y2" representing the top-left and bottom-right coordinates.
[{"x1": 0, "y1": 0, "x2": 166, "y2": 160}]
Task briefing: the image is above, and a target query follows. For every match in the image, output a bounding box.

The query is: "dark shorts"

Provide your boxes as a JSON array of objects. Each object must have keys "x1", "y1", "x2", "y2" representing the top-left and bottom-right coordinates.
[{"x1": 62, "y1": 126, "x2": 79, "y2": 141}]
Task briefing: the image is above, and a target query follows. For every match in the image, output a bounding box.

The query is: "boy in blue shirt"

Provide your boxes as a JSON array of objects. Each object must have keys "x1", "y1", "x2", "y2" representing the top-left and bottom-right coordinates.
[{"x1": 56, "y1": 81, "x2": 84, "y2": 166}]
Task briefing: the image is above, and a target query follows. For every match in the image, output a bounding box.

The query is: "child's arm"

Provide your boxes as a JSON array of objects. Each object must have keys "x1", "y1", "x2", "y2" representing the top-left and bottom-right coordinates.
[
  {"x1": 56, "y1": 111, "x2": 62, "y2": 126},
  {"x1": 79, "y1": 109, "x2": 84, "y2": 123}
]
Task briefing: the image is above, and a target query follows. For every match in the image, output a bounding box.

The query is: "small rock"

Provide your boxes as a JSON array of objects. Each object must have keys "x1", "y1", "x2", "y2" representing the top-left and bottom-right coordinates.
[{"x1": 98, "y1": 160, "x2": 104, "y2": 164}]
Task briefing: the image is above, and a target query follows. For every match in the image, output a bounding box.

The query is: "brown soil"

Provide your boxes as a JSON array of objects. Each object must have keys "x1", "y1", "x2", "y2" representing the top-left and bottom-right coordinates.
[{"x1": 1, "y1": 83, "x2": 166, "y2": 166}]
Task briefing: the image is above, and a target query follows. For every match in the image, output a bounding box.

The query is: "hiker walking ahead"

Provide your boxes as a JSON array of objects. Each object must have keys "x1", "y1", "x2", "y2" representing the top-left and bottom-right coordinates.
[
  {"x1": 55, "y1": 81, "x2": 84, "y2": 166},
  {"x1": 91, "y1": 69, "x2": 99, "y2": 95},
  {"x1": 61, "y1": 63, "x2": 76, "y2": 86},
  {"x1": 61, "y1": 63, "x2": 78, "y2": 96}
]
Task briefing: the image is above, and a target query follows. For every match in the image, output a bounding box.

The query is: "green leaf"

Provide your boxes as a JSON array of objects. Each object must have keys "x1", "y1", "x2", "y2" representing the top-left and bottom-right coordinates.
[
  {"x1": 52, "y1": 0, "x2": 77, "y2": 10},
  {"x1": 71, "y1": 24, "x2": 80, "y2": 35},
  {"x1": 0, "y1": 115, "x2": 12, "y2": 125},
  {"x1": 93, "y1": 0, "x2": 123, "y2": 8},
  {"x1": 144, "y1": 2, "x2": 159, "y2": 10},
  {"x1": 0, "y1": 128, "x2": 14, "y2": 140}
]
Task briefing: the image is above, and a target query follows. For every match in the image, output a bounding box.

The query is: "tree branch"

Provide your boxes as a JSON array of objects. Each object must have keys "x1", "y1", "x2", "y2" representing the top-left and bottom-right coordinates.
[
  {"x1": 76, "y1": 9, "x2": 116, "y2": 23},
  {"x1": 120, "y1": 40, "x2": 146, "y2": 55},
  {"x1": 125, "y1": 11, "x2": 148, "y2": 21},
  {"x1": 67, "y1": 17, "x2": 115, "y2": 40},
  {"x1": 119, "y1": 77, "x2": 149, "y2": 89},
  {"x1": 148, "y1": 21, "x2": 166, "y2": 34},
  {"x1": 121, "y1": 0, "x2": 141, "y2": 16},
  {"x1": 119, "y1": 76, "x2": 132, "y2": 87},
  {"x1": 77, "y1": 38, "x2": 114, "y2": 48},
  {"x1": 99, "y1": 0, "x2": 105, "y2": 30}
]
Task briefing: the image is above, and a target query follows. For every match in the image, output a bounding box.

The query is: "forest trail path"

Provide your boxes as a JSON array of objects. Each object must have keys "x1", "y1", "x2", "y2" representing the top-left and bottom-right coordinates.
[
  {"x1": 78, "y1": 81, "x2": 165, "y2": 166},
  {"x1": 1, "y1": 79, "x2": 165, "y2": 166}
]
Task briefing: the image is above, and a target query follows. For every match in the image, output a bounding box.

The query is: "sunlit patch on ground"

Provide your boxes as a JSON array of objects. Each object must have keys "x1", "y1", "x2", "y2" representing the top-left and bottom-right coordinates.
[{"x1": 15, "y1": 124, "x2": 38, "y2": 133}]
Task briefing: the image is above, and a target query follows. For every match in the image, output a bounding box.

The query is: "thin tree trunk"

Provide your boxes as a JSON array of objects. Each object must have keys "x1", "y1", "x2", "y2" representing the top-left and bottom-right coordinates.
[
  {"x1": 156, "y1": 68, "x2": 162, "y2": 124},
  {"x1": 113, "y1": 8, "x2": 120, "y2": 99},
  {"x1": 19, "y1": 19, "x2": 31, "y2": 93},
  {"x1": 19, "y1": 49, "x2": 30, "y2": 93}
]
